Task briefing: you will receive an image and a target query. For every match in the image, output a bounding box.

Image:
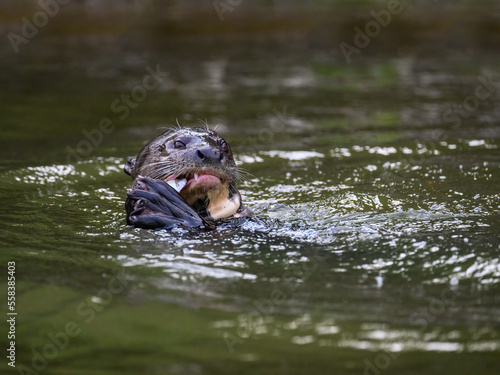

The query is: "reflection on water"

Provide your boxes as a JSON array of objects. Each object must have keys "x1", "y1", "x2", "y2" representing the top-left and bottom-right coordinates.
[
  {"x1": 1, "y1": 4, "x2": 500, "y2": 373},
  {"x1": 3, "y1": 131, "x2": 498, "y2": 370}
]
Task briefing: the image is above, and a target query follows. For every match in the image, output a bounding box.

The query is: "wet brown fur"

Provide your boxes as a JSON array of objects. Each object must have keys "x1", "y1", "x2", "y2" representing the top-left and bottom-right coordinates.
[{"x1": 125, "y1": 127, "x2": 250, "y2": 221}]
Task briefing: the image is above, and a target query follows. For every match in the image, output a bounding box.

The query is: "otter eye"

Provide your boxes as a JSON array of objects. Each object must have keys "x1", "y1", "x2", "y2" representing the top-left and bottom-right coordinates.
[
  {"x1": 220, "y1": 140, "x2": 229, "y2": 154},
  {"x1": 174, "y1": 140, "x2": 186, "y2": 149}
]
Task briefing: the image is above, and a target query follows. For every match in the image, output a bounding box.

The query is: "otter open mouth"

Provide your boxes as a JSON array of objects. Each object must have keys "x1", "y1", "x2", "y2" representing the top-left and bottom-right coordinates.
[
  {"x1": 156, "y1": 166, "x2": 242, "y2": 221},
  {"x1": 163, "y1": 171, "x2": 223, "y2": 195},
  {"x1": 125, "y1": 126, "x2": 249, "y2": 225},
  {"x1": 162, "y1": 169, "x2": 238, "y2": 220}
]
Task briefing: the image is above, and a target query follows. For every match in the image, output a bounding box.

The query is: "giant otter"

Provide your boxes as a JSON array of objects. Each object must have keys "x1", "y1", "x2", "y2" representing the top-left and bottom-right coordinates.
[{"x1": 124, "y1": 126, "x2": 251, "y2": 229}]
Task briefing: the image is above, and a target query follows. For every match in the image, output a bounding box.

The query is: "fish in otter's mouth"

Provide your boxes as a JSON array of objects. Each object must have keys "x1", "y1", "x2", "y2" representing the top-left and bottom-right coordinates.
[
  {"x1": 162, "y1": 167, "x2": 237, "y2": 219},
  {"x1": 124, "y1": 126, "x2": 251, "y2": 228},
  {"x1": 164, "y1": 168, "x2": 225, "y2": 195}
]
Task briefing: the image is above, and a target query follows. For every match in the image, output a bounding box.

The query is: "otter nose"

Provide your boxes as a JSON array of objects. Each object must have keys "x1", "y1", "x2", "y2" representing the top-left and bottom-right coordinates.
[{"x1": 195, "y1": 147, "x2": 221, "y2": 163}]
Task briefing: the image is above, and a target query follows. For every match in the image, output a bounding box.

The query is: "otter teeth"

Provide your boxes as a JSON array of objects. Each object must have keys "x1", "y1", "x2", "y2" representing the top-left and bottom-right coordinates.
[
  {"x1": 194, "y1": 173, "x2": 199, "y2": 181},
  {"x1": 166, "y1": 178, "x2": 187, "y2": 193}
]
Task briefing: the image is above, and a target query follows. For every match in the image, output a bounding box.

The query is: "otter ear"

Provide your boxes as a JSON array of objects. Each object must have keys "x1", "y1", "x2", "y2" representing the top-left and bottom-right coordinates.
[{"x1": 124, "y1": 157, "x2": 136, "y2": 176}]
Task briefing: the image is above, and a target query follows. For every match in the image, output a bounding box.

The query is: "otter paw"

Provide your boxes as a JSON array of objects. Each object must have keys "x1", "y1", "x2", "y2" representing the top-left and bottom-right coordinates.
[{"x1": 125, "y1": 177, "x2": 204, "y2": 229}]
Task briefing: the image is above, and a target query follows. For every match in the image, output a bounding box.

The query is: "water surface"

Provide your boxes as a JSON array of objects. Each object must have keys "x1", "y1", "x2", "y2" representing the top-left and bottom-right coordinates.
[{"x1": 1, "y1": 3, "x2": 500, "y2": 374}]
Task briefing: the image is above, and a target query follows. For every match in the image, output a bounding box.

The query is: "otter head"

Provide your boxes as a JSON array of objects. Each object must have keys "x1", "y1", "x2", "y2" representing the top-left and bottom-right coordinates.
[{"x1": 124, "y1": 127, "x2": 245, "y2": 221}]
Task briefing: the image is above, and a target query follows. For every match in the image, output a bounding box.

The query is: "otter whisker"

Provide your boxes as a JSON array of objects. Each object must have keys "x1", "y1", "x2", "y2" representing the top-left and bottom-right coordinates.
[
  {"x1": 196, "y1": 119, "x2": 210, "y2": 131},
  {"x1": 235, "y1": 170, "x2": 255, "y2": 182},
  {"x1": 147, "y1": 163, "x2": 176, "y2": 176},
  {"x1": 148, "y1": 162, "x2": 195, "y2": 180},
  {"x1": 155, "y1": 127, "x2": 176, "y2": 137},
  {"x1": 149, "y1": 166, "x2": 178, "y2": 179},
  {"x1": 140, "y1": 161, "x2": 175, "y2": 168},
  {"x1": 126, "y1": 126, "x2": 251, "y2": 228},
  {"x1": 146, "y1": 165, "x2": 177, "y2": 176}
]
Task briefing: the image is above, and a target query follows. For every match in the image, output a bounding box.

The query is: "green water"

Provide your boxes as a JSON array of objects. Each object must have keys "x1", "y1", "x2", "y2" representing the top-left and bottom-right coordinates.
[{"x1": 1, "y1": 2, "x2": 500, "y2": 374}]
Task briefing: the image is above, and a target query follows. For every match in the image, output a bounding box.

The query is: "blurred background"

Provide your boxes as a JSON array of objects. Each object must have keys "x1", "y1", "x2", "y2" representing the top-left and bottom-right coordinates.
[{"x1": 1, "y1": 1, "x2": 499, "y2": 374}]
